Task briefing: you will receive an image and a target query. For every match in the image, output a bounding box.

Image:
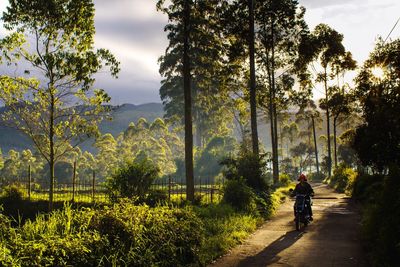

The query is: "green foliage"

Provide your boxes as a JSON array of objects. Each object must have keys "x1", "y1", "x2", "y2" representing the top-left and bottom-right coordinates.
[
  {"x1": 143, "y1": 189, "x2": 168, "y2": 207},
  {"x1": 352, "y1": 173, "x2": 383, "y2": 203},
  {"x1": 106, "y1": 159, "x2": 159, "y2": 202},
  {"x1": 0, "y1": 182, "x2": 293, "y2": 266},
  {"x1": 325, "y1": 164, "x2": 357, "y2": 194},
  {"x1": 119, "y1": 117, "x2": 182, "y2": 177},
  {"x1": 279, "y1": 173, "x2": 292, "y2": 186},
  {"x1": 358, "y1": 167, "x2": 400, "y2": 266},
  {"x1": 353, "y1": 39, "x2": 400, "y2": 171},
  {"x1": 0, "y1": 203, "x2": 204, "y2": 266},
  {"x1": 195, "y1": 203, "x2": 260, "y2": 265},
  {"x1": 157, "y1": 0, "x2": 233, "y2": 143},
  {"x1": 221, "y1": 151, "x2": 269, "y2": 191},
  {"x1": 1, "y1": 184, "x2": 26, "y2": 202},
  {"x1": 89, "y1": 203, "x2": 204, "y2": 266},
  {"x1": 222, "y1": 179, "x2": 256, "y2": 212},
  {"x1": 0, "y1": 0, "x2": 119, "y2": 207},
  {"x1": 195, "y1": 136, "x2": 237, "y2": 181}
]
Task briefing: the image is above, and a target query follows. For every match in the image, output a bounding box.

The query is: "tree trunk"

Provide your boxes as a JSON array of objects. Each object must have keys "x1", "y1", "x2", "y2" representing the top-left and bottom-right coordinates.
[
  {"x1": 49, "y1": 93, "x2": 55, "y2": 211},
  {"x1": 272, "y1": 106, "x2": 279, "y2": 183},
  {"x1": 312, "y1": 116, "x2": 320, "y2": 175},
  {"x1": 271, "y1": 15, "x2": 279, "y2": 183},
  {"x1": 248, "y1": 0, "x2": 259, "y2": 156},
  {"x1": 195, "y1": 119, "x2": 202, "y2": 148},
  {"x1": 324, "y1": 67, "x2": 332, "y2": 177},
  {"x1": 333, "y1": 116, "x2": 338, "y2": 169},
  {"x1": 183, "y1": 0, "x2": 194, "y2": 202}
]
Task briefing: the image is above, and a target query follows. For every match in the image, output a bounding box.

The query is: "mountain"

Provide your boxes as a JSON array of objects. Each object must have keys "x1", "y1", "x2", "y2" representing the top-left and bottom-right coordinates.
[{"x1": 0, "y1": 103, "x2": 165, "y2": 154}]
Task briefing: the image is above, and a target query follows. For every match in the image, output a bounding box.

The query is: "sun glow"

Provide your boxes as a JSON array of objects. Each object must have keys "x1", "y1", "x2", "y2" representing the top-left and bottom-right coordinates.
[{"x1": 371, "y1": 66, "x2": 385, "y2": 80}]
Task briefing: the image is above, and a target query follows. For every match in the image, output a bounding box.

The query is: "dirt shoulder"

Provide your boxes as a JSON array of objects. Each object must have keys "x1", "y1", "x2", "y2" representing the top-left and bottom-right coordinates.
[{"x1": 208, "y1": 183, "x2": 367, "y2": 267}]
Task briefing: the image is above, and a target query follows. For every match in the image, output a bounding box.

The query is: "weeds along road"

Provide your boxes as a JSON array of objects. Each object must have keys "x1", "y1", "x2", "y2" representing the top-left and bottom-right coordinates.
[{"x1": 209, "y1": 183, "x2": 367, "y2": 267}]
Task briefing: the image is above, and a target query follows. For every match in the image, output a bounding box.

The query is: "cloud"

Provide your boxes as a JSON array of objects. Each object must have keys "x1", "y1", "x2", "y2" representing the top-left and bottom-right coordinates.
[
  {"x1": 93, "y1": 0, "x2": 168, "y2": 104},
  {"x1": 303, "y1": 0, "x2": 400, "y2": 64},
  {"x1": 299, "y1": 0, "x2": 362, "y2": 9}
]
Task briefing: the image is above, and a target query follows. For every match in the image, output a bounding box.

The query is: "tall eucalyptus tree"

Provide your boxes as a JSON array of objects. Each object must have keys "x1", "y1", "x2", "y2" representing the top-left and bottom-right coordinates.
[{"x1": 0, "y1": 0, "x2": 119, "y2": 209}]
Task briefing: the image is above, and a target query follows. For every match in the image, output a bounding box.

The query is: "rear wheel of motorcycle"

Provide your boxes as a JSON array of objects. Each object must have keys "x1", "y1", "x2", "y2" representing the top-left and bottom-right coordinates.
[{"x1": 295, "y1": 217, "x2": 300, "y2": 231}]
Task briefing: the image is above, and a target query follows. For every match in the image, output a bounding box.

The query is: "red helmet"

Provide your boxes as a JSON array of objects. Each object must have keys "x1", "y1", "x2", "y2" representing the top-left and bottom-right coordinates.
[{"x1": 298, "y1": 173, "x2": 307, "y2": 181}]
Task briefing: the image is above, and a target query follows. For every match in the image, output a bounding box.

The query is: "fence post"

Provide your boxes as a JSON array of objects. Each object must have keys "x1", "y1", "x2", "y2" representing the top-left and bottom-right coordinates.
[
  {"x1": 92, "y1": 170, "x2": 95, "y2": 203},
  {"x1": 72, "y1": 160, "x2": 76, "y2": 202},
  {"x1": 168, "y1": 176, "x2": 172, "y2": 202},
  {"x1": 28, "y1": 164, "x2": 31, "y2": 201}
]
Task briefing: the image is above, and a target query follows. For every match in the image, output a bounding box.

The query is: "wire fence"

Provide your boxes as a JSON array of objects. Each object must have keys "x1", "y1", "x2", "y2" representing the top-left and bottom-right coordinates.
[{"x1": 1, "y1": 172, "x2": 224, "y2": 205}]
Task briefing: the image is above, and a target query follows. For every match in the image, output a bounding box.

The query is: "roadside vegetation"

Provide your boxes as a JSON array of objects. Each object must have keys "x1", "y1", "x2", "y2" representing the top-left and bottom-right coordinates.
[
  {"x1": 0, "y1": 0, "x2": 399, "y2": 266},
  {"x1": 0, "y1": 155, "x2": 293, "y2": 266}
]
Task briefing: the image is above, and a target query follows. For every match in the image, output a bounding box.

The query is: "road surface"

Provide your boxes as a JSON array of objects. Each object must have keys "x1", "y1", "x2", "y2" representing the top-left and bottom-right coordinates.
[{"x1": 209, "y1": 183, "x2": 367, "y2": 267}]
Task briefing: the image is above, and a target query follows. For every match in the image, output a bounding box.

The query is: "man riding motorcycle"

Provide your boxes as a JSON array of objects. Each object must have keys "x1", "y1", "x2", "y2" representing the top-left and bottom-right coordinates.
[{"x1": 291, "y1": 173, "x2": 314, "y2": 221}]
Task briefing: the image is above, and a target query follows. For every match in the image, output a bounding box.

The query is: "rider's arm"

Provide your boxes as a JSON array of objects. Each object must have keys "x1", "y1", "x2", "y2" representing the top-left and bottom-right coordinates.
[
  {"x1": 290, "y1": 184, "x2": 298, "y2": 197},
  {"x1": 309, "y1": 184, "x2": 314, "y2": 196}
]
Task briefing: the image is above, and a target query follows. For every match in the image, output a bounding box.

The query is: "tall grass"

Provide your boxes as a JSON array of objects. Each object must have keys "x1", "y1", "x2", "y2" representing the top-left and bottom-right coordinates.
[{"x1": 0, "y1": 184, "x2": 293, "y2": 266}]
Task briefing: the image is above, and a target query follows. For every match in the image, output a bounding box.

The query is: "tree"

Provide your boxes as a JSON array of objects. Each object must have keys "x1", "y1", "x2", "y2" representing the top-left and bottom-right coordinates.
[
  {"x1": 353, "y1": 38, "x2": 400, "y2": 171},
  {"x1": 0, "y1": 149, "x2": 3, "y2": 170},
  {"x1": 290, "y1": 141, "x2": 312, "y2": 174},
  {"x1": 301, "y1": 24, "x2": 351, "y2": 177},
  {"x1": 0, "y1": 0, "x2": 119, "y2": 209},
  {"x1": 0, "y1": 150, "x2": 21, "y2": 183},
  {"x1": 282, "y1": 122, "x2": 299, "y2": 156},
  {"x1": 256, "y1": 0, "x2": 309, "y2": 183},
  {"x1": 248, "y1": 0, "x2": 260, "y2": 156},
  {"x1": 297, "y1": 100, "x2": 322, "y2": 175},
  {"x1": 94, "y1": 133, "x2": 118, "y2": 180},
  {"x1": 196, "y1": 136, "x2": 237, "y2": 181},
  {"x1": 157, "y1": 0, "x2": 232, "y2": 148}
]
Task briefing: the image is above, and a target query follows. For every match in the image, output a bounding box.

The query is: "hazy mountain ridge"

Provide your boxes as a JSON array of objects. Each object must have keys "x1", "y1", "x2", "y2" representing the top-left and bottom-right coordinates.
[
  {"x1": 0, "y1": 103, "x2": 165, "y2": 153},
  {"x1": 0, "y1": 102, "x2": 334, "y2": 155}
]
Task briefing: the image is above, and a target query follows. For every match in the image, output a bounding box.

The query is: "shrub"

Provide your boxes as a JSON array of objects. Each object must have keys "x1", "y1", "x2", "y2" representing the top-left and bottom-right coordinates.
[
  {"x1": 222, "y1": 179, "x2": 256, "y2": 212},
  {"x1": 326, "y1": 164, "x2": 357, "y2": 194},
  {"x1": 352, "y1": 172, "x2": 383, "y2": 202},
  {"x1": 106, "y1": 159, "x2": 159, "y2": 202},
  {"x1": 0, "y1": 202, "x2": 205, "y2": 266},
  {"x1": 220, "y1": 151, "x2": 268, "y2": 191},
  {"x1": 278, "y1": 173, "x2": 291, "y2": 186},
  {"x1": 1, "y1": 184, "x2": 26, "y2": 202},
  {"x1": 89, "y1": 203, "x2": 204, "y2": 266},
  {"x1": 143, "y1": 189, "x2": 168, "y2": 207},
  {"x1": 360, "y1": 166, "x2": 400, "y2": 266}
]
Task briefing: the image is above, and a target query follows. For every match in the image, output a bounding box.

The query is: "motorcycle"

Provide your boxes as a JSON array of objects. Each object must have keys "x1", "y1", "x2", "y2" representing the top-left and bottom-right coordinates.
[{"x1": 290, "y1": 189, "x2": 313, "y2": 231}]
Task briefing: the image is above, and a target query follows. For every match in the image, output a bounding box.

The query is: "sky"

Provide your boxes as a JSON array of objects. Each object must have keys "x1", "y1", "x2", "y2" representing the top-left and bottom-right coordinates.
[{"x1": 0, "y1": 0, "x2": 399, "y2": 105}]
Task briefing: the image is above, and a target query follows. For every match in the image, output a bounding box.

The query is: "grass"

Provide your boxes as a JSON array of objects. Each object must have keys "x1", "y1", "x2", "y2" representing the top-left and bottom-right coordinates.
[
  {"x1": 195, "y1": 183, "x2": 294, "y2": 264},
  {"x1": 0, "y1": 183, "x2": 294, "y2": 266}
]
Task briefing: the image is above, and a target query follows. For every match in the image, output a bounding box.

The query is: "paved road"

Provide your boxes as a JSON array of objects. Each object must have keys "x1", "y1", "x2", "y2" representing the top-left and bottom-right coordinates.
[{"x1": 209, "y1": 183, "x2": 367, "y2": 267}]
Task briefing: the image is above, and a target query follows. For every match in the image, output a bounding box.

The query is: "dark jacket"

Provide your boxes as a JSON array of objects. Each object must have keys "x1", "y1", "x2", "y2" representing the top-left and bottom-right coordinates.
[{"x1": 292, "y1": 182, "x2": 314, "y2": 196}]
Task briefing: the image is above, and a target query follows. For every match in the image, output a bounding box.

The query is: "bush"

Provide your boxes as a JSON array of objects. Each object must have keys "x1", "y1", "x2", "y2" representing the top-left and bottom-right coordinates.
[
  {"x1": 222, "y1": 179, "x2": 256, "y2": 212},
  {"x1": 1, "y1": 184, "x2": 26, "y2": 202},
  {"x1": 352, "y1": 172, "x2": 383, "y2": 202},
  {"x1": 89, "y1": 203, "x2": 204, "y2": 266},
  {"x1": 0, "y1": 202, "x2": 205, "y2": 266},
  {"x1": 326, "y1": 164, "x2": 357, "y2": 194},
  {"x1": 360, "y1": 166, "x2": 400, "y2": 266},
  {"x1": 278, "y1": 173, "x2": 291, "y2": 186},
  {"x1": 221, "y1": 151, "x2": 268, "y2": 191},
  {"x1": 143, "y1": 189, "x2": 168, "y2": 207},
  {"x1": 106, "y1": 159, "x2": 159, "y2": 202}
]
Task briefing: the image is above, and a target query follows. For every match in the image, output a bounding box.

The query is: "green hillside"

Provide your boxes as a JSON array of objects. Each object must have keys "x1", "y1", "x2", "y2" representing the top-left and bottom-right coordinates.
[{"x1": 0, "y1": 103, "x2": 165, "y2": 154}]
